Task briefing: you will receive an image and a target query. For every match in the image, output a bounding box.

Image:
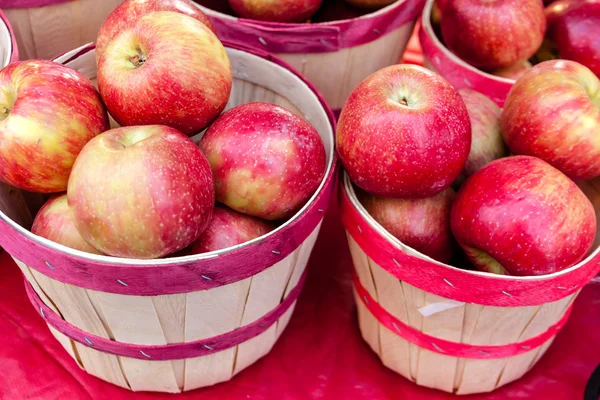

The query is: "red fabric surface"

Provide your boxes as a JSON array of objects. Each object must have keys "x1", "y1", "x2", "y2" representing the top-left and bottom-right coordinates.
[{"x1": 0, "y1": 199, "x2": 599, "y2": 399}]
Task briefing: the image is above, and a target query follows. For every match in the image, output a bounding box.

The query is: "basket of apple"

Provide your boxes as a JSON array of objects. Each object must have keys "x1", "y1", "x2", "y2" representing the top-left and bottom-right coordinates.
[
  {"x1": 338, "y1": 58, "x2": 600, "y2": 394},
  {"x1": 0, "y1": 2, "x2": 336, "y2": 393},
  {"x1": 194, "y1": 0, "x2": 425, "y2": 111},
  {"x1": 419, "y1": 0, "x2": 600, "y2": 106}
]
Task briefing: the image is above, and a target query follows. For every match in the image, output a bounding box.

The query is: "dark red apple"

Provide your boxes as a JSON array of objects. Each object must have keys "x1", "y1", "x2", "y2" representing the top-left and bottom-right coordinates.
[
  {"x1": 359, "y1": 187, "x2": 456, "y2": 263},
  {"x1": 337, "y1": 64, "x2": 471, "y2": 198},
  {"x1": 199, "y1": 102, "x2": 326, "y2": 220},
  {"x1": 440, "y1": 0, "x2": 546, "y2": 70},
  {"x1": 228, "y1": 0, "x2": 322, "y2": 22},
  {"x1": 451, "y1": 156, "x2": 596, "y2": 276}
]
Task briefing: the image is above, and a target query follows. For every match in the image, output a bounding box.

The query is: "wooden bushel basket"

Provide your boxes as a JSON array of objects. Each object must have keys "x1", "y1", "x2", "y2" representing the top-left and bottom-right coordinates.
[
  {"x1": 418, "y1": 0, "x2": 514, "y2": 106},
  {"x1": 0, "y1": 43, "x2": 336, "y2": 393},
  {"x1": 2, "y1": 0, "x2": 122, "y2": 60},
  {"x1": 195, "y1": 0, "x2": 425, "y2": 112},
  {"x1": 340, "y1": 173, "x2": 600, "y2": 395}
]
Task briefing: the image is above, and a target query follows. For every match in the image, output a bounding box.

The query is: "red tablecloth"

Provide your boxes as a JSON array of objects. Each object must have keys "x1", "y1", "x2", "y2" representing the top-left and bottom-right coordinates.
[{"x1": 1, "y1": 198, "x2": 599, "y2": 400}]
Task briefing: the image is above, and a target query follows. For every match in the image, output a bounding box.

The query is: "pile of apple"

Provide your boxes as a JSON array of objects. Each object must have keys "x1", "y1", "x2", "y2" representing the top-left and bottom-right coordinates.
[
  {"x1": 338, "y1": 59, "x2": 600, "y2": 276},
  {"x1": 432, "y1": 0, "x2": 599, "y2": 79},
  {"x1": 0, "y1": 0, "x2": 326, "y2": 260}
]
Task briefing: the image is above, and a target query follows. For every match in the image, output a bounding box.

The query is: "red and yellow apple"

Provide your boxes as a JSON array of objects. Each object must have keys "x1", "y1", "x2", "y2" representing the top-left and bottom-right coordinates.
[
  {"x1": 493, "y1": 60, "x2": 533, "y2": 80},
  {"x1": 67, "y1": 125, "x2": 215, "y2": 259},
  {"x1": 343, "y1": 0, "x2": 396, "y2": 9},
  {"x1": 199, "y1": 102, "x2": 326, "y2": 220},
  {"x1": 228, "y1": 0, "x2": 322, "y2": 22},
  {"x1": 455, "y1": 88, "x2": 506, "y2": 184},
  {"x1": 451, "y1": 156, "x2": 596, "y2": 276},
  {"x1": 97, "y1": 11, "x2": 232, "y2": 136},
  {"x1": 359, "y1": 188, "x2": 456, "y2": 263},
  {"x1": 96, "y1": 0, "x2": 214, "y2": 62},
  {"x1": 440, "y1": 0, "x2": 546, "y2": 70},
  {"x1": 187, "y1": 204, "x2": 274, "y2": 254},
  {"x1": 32, "y1": 194, "x2": 102, "y2": 255},
  {"x1": 502, "y1": 59, "x2": 600, "y2": 180},
  {"x1": 337, "y1": 64, "x2": 471, "y2": 198},
  {"x1": 0, "y1": 60, "x2": 108, "y2": 193},
  {"x1": 546, "y1": 0, "x2": 600, "y2": 77}
]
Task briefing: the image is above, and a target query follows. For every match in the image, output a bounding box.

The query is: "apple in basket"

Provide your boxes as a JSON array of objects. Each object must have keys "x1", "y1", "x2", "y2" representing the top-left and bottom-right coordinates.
[
  {"x1": 358, "y1": 188, "x2": 456, "y2": 263},
  {"x1": 32, "y1": 194, "x2": 102, "y2": 255},
  {"x1": 440, "y1": 0, "x2": 546, "y2": 70},
  {"x1": 454, "y1": 88, "x2": 507, "y2": 186},
  {"x1": 451, "y1": 156, "x2": 597, "y2": 276},
  {"x1": 337, "y1": 64, "x2": 471, "y2": 198},
  {"x1": 493, "y1": 60, "x2": 533, "y2": 80},
  {"x1": 502, "y1": 59, "x2": 600, "y2": 180},
  {"x1": 199, "y1": 102, "x2": 326, "y2": 221},
  {"x1": 185, "y1": 204, "x2": 275, "y2": 254},
  {"x1": 0, "y1": 60, "x2": 108, "y2": 193},
  {"x1": 546, "y1": 0, "x2": 600, "y2": 77},
  {"x1": 342, "y1": 0, "x2": 397, "y2": 9},
  {"x1": 96, "y1": 0, "x2": 215, "y2": 62},
  {"x1": 67, "y1": 125, "x2": 215, "y2": 259},
  {"x1": 227, "y1": 0, "x2": 323, "y2": 22},
  {"x1": 97, "y1": 11, "x2": 232, "y2": 136}
]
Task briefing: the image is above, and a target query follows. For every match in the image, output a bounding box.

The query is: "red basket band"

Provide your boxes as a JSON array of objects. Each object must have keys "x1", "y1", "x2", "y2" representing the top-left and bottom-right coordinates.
[
  {"x1": 24, "y1": 268, "x2": 307, "y2": 361},
  {"x1": 353, "y1": 272, "x2": 573, "y2": 360},
  {"x1": 340, "y1": 183, "x2": 600, "y2": 307}
]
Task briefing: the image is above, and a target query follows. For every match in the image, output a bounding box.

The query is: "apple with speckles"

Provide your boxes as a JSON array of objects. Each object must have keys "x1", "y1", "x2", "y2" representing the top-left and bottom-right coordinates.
[
  {"x1": 359, "y1": 187, "x2": 456, "y2": 263},
  {"x1": 546, "y1": 0, "x2": 600, "y2": 77},
  {"x1": 96, "y1": 0, "x2": 215, "y2": 63},
  {"x1": 455, "y1": 88, "x2": 507, "y2": 185},
  {"x1": 337, "y1": 64, "x2": 471, "y2": 198},
  {"x1": 0, "y1": 60, "x2": 108, "y2": 193},
  {"x1": 199, "y1": 102, "x2": 326, "y2": 221},
  {"x1": 451, "y1": 156, "x2": 596, "y2": 276},
  {"x1": 67, "y1": 125, "x2": 215, "y2": 259},
  {"x1": 343, "y1": 0, "x2": 396, "y2": 9},
  {"x1": 502, "y1": 59, "x2": 600, "y2": 180},
  {"x1": 186, "y1": 204, "x2": 275, "y2": 254},
  {"x1": 97, "y1": 11, "x2": 232, "y2": 136},
  {"x1": 32, "y1": 194, "x2": 102, "y2": 255},
  {"x1": 228, "y1": 0, "x2": 322, "y2": 22},
  {"x1": 441, "y1": 0, "x2": 546, "y2": 70}
]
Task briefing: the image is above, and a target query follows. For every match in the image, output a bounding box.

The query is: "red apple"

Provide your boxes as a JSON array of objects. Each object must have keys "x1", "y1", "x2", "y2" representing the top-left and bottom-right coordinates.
[
  {"x1": 228, "y1": 0, "x2": 322, "y2": 22},
  {"x1": 492, "y1": 60, "x2": 533, "y2": 80},
  {"x1": 440, "y1": 0, "x2": 546, "y2": 70},
  {"x1": 359, "y1": 188, "x2": 456, "y2": 263},
  {"x1": 97, "y1": 11, "x2": 232, "y2": 137},
  {"x1": 546, "y1": 0, "x2": 600, "y2": 77},
  {"x1": 96, "y1": 0, "x2": 215, "y2": 62},
  {"x1": 32, "y1": 194, "x2": 102, "y2": 255},
  {"x1": 0, "y1": 60, "x2": 108, "y2": 193},
  {"x1": 343, "y1": 0, "x2": 396, "y2": 8},
  {"x1": 451, "y1": 156, "x2": 596, "y2": 276},
  {"x1": 455, "y1": 89, "x2": 507, "y2": 184},
  {"x1": 199, "y1": 102, "x2": 326, "y2": 220},
  {"x1": 187, "y1": 204, "x2": 274, "y2": 253},
  {"x1": 67, "y1": 125, "x2": 215, "y2": 259},
  {"x1": 337, "y1": 64, "x2": 471, "y2": 198},
  {"x1": 502, "y1": 59, "x2": 600, "y2": 180}
]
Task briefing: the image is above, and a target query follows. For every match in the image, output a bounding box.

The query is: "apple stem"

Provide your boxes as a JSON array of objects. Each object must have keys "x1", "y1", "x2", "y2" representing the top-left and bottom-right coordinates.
[
  {"x1": 129, "y1": 53, "x2": 147, "y2": 69},
  {"x1": 399, "y1": 97, "x2": 409, "y2": 106},
  {"x1": 0, "y1": 106, "x2": 10, "y2": 121}
]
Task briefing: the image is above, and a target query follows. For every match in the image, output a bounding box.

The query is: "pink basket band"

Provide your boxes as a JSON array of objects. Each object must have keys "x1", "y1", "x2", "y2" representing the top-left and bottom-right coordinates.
[
  {"x1": 24, "y1": 267, "x2": 307, "y2": 361},
  {"x1": 353, "y1": 271, "x2": 573, "y2": 359}
]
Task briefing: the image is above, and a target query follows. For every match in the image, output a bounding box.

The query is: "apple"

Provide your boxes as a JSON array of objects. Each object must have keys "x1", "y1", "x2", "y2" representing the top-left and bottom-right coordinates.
[
  {"x1": 440, "y1": 0, "x2": 546, "y2": 70},
  {"x1": 96, "y1": 0, "x2": 215, "y2": 62},
  {"x1": 0, "y1": 60, "x2": 108, "y2": 193},
  {"x1": 359, "y1": 187, "x2": 456, "y2": 263},
  {"x1": 97, "y1": 11, "x2": 232, "y2": 137},
  {"x1": 228, "y1": 0, "x2": 322, "y2": 22},
  {"x1": 502, "y1": 59, "x2": 600, "y2": 180},
  {"x1": 343, "y1": 0, "x2": 396, "y2": 9},
  {"x1": 32, "y1": 194, "x2": 102, "y2": 255},
  {"x1": 493, "y1": 60, "x2": 533, "y2": 80},
  {"x1": 337, "y1": 64, "x2": 471, "y2": 198},
  {"x1": 546, "y1": 0, "x2": 600, "y2": 77},
  {"x1": 187, "y1": 204, "x2": 275, "y2": 254},
  {"x1": 199, "y1": 102, "x2": 326, "y2": 221},
  {"x1": 455, "y1": 88, "x2": 507, "y2": 185},
  {"x1": 451, "y1": 156, "x2": 596, "y2": 276},
  {"x1": 67, "y1": 125, "x2": 215, "y2": 259}
]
